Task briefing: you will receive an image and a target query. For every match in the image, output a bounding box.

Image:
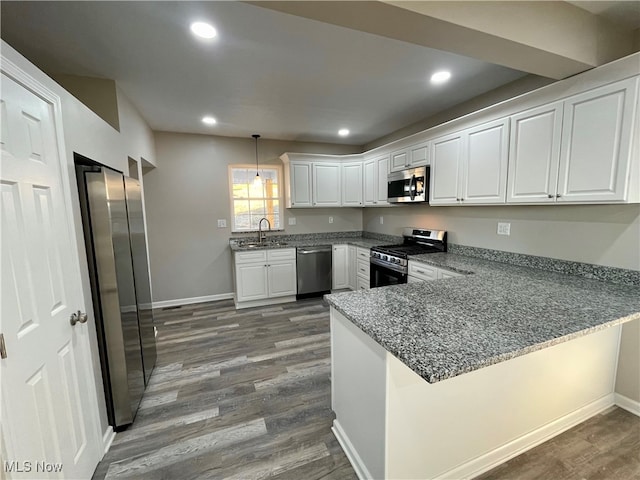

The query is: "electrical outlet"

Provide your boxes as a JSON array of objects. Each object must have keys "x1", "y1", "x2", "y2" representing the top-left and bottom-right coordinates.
[
  {"x1": 288, "y1": 217, "x2": 296, "y2": 226},
  {"x1": 380, "y1": 216, "x2": 384, "y2": 225},
  {"x1": 497, "y1": 222, "x2": 511, "y2": 236},
  {"x1": 329, "y1": 216, "x2": 334, "y2": 224},
  {"x1": 217, "y1": 219, "x2": 227, "y2": 228}
]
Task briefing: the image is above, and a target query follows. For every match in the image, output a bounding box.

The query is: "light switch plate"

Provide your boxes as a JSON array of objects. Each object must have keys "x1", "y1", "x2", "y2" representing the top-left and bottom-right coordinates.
[
  {"x1": 380, "y1": 216, "x2": 384, "y2": 225},
  {"x1": 329, "y1": 216, "x2": 334, "y2": 224},
  {"x1": 288, "y1": 217, "x2": 296, "y2": 226},
  {"x1": 497, "y1": 222, "x2": 511, "y2": 236},
  {"x1": 217, "y1": 219, "x2": 227, "y2": 228}
]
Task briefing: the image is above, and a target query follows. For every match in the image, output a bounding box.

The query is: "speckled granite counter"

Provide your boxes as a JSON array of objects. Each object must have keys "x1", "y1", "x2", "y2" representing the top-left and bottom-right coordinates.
[
  {"x1": 229, "y1": 236, "x2": 394, "y2": 252},
  {"x1": 325, "y1": 253, "x2": 640, "y2": 384}
]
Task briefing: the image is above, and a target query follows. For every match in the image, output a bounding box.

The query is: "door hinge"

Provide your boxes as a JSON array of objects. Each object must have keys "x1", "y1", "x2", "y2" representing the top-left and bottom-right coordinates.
[{"x1": 0, "y1": 333, "x2": 7, "y2": 359}]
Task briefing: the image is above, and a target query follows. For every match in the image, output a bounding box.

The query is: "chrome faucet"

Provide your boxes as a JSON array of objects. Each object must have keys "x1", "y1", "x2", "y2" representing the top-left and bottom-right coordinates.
[{"x1": 258, "y1": 217, "x2": 271, "y2": 244}]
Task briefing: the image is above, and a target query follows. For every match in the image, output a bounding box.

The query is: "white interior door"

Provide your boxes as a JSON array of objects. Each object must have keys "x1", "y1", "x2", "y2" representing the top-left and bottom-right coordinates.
[{"x1": 1, "y1": 63, "x2": 102, "y2": 478}]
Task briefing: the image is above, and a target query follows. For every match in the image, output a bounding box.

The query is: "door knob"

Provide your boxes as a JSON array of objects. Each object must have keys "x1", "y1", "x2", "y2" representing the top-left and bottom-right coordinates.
[{"x1": 70, "y1": 310, "x2": 88, "y2": 326}]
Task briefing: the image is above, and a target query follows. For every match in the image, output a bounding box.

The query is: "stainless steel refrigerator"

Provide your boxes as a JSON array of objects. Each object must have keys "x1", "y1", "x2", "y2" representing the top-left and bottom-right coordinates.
[{"x1": 76, "y1": 159, "x2": 156, "y2": 430}]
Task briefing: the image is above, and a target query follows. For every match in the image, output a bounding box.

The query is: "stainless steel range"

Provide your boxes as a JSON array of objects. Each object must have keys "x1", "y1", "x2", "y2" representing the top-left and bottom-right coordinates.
[{"x1": 370, "y1": 228, "x2": 447, "y2": 288}]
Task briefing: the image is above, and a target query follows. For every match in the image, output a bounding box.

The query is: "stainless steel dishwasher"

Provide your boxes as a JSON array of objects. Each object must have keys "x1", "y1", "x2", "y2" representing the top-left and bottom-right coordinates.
[{"x1": 296, "y1": 245, "x2": 332, "y2": 297}]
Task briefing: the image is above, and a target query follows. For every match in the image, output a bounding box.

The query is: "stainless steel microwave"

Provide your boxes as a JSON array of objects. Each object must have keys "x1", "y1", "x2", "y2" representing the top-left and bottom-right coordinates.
[{"x1": 387, "y1": 166, "x2": 429, "y2": 203}]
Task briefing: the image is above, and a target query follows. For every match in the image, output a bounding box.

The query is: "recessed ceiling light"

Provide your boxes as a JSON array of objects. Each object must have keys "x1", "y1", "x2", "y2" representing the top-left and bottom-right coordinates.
[
  {"x1": 190, "y1": 22, "x2": 217, "y2": 39},
  {"x1": 430, "y1": 71, "x2": 451, "y2": 84},
  {"x1": 338, "y1": 129, "x2": 350, "y2": 137},
  {"x1": 202, "y1": 116, "x2": 217, "y2": 125}
]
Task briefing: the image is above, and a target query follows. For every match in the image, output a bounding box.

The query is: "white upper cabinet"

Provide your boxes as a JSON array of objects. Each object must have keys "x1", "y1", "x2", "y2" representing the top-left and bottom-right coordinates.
[
  {"x1": 507, "y1": 102, "x2": 563, "y2": 203},
  {"x1": 462, "y1": 118, "x2": 509, "y2": 204},
  {"x1": 288, "y1": 161, "x2": 312, "y2": 207},
  {"x1": 341, "y1": 161, "x2": 363, "y2": 206},
  {"x1": 376, "y1": 155, "x2": 389, "y2": 205},
  {"x1": 556, "y1": 77, "x2": 638, "y2": 203},
  {"x1": 282, "y1": 58, "x2": 640, "y2": 208},
  {"x1": 390, "y1": 141, "x2": 429, "y2": 172},
  {"x1": 363, "y1": 158, "x2": 376, "y2": 205},
  {"x1": 313, "y1": 162, "x2": 341, "y2": 206},
  {"x1": 431, "y1": 119, "x2": 508, "y2": 205},
  {"x1": 430, "y1": 132, "x2": 463, "y2": 205},
  {"x1": 363, "y1": 154, "x2": 389, "y2": 206}
]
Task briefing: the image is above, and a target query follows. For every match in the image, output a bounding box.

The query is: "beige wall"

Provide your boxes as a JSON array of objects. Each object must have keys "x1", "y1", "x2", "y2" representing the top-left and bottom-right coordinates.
[
  {"x1": 615, "y1": 320, "x2": 640, "y2": 403},
  {"x1": 144, "y1": 132, "x2": 361, "y2": 303},
  {"x1": 363, "y1": 204, "x2": 640, "y2": 270}
]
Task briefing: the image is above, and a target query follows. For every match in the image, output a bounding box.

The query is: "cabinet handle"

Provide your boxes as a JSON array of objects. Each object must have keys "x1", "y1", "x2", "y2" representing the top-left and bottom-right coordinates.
[
  {"x1": 547, "y1": 194, "x2": 553, "y2": 198},
  {"x1": 416, "y1": 269, "x2": 425, "y2": 274},
  {"x1": 460, "y1": 198, "x2": 464, "y2": 202},
  {"x1": 556, "y1": 194, "x2": 562, "y2": 198}
]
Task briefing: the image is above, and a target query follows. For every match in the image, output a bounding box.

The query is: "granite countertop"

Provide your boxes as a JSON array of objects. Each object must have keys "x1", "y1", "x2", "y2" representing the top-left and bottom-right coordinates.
[
  {"x1": 325, "y1": 252, "x2": 640, "y2": 384},
  {"x1": 229, "y1": 237, "x2": 392, "y2": 251}
]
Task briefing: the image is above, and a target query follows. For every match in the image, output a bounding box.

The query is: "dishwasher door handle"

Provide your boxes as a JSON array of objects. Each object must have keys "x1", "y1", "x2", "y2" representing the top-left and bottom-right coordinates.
[{"x1": 298, "y1": 248, "x2": 331, "y2": 254}]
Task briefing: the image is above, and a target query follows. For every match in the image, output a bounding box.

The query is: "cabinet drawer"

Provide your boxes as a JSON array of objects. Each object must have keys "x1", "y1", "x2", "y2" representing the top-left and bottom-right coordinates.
[
  {"x1": 356, "y1": 248, "x2": 370, "y2": 260},
  {"x1": 356, "y1": 259, "x2": 370, "y2": 278},
  {"x1": 356, "y1": 275, "x2": 370, "y2": 291},
  {"x1": 235, "y1": 250, "x2": 267, "y2": 265},
  {"x1": 267, "y1": 248, "x2": 296, "y2": 262},
  {"x1": 408, "y1": 262, "x2": 438, "y2": 281},
  {"x1": 438, "y1": 269, "x2": 462, "y2": 280}
]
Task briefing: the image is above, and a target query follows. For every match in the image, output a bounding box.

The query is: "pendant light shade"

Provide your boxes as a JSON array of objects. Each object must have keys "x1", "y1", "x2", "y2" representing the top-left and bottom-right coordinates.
[{"x1": 252, "y1": 134, "x2": 262, "y2": 188}]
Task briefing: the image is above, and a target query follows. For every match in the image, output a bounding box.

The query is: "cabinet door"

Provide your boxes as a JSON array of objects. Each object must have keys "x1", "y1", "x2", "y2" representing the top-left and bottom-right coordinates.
[
  {"x1": 408, "y1": 141, "x2": 429, "y2": 167},
  {"x1": 348, "y1": 245, "x2": 357, "y2": 290},
  {"x1": 390, "y1": 149, "x2": 408, "y2": 172},
  {"x1": 290, "y1": 162, "x2": 312, "y2": 207},
  {"x1": 376, "y1": 155, "x2": 389, "y2": 205},
  {"x1": 236, "y1": 263, "x2": 268, "y2": 302},
  {"x1": 332, "y1": 245, "x2": 349, "y2": 289},
  {"x1": 507, "y1": 103, "x2": 563, "y2": 203},
  {"x1": 267, "y1": 261, "x2": 297, "y2": 297},
  {"x1": 462, "y1": 118, "x2": 509, "y2": 204},
  {"x1": 341, "y1": 162, "x2": 363, "y2": 206},
  {"x1": 313, "y1": 163, "x2": 341, "y2": 206},
  {"x1": 430, "y1": 132, "x2": 463, "y2": 205},
  {"x1": 557, "y1": 77, "x2": 638, "y2": 202},
  {"x1": 363, "y1": 159, "x2": 376, "y2": 206}
]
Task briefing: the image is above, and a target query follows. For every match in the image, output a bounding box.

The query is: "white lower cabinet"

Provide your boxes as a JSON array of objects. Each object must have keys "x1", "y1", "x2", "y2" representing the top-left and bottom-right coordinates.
[
  {"x1": 333, "y1": 244, "x2": 349, "y2": 290},
  {"x1": 234, "y1": 248, "x2": 296, "y2": 308},
  {"x1": 348, "y1": 245, "x2": 357, "y2": 290},
  {"x1": 356, "y1": 247, "x2": 370, "y2": 290},
  {"x1": 407, "y1": 260, "x2": 462, "y2": 282}
]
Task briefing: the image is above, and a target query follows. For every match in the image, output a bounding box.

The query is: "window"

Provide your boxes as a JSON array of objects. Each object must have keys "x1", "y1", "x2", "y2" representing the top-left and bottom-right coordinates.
[{"x1": 229, "y1": 165, "x2": 283, "y2": 231}]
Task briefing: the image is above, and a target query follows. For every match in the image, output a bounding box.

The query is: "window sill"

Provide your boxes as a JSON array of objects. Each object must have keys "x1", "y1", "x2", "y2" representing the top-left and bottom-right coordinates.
[{"x1": 231, "y1": 229, "x2": 286, "y2": 235}]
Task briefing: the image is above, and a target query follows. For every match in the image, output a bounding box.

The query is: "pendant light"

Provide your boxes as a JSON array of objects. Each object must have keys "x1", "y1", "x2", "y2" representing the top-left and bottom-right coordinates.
[{"x1": 252, "y1": 134, "x2": 262, "y2": 188}]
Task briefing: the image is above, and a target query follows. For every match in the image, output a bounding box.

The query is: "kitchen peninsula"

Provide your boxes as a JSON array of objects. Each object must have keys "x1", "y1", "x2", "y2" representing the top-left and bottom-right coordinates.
[{"x1": 325, "y1": 254, "x2": 640, "y2": 479}]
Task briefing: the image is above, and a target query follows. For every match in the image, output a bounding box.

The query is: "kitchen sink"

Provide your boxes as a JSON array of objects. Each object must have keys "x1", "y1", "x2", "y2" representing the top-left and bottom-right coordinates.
[{"x1": 236, "y1": 240, "x2": 288, "y2": 248}]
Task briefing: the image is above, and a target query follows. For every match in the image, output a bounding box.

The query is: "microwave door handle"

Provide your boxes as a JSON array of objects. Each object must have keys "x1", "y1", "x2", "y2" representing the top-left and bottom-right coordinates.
[{"x1": 409, "y1": 175, "x2": 416, "y2": 200}]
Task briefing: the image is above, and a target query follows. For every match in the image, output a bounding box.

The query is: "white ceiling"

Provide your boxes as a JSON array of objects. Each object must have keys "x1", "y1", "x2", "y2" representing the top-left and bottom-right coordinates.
[{"x1": 2, "y1": 1, "x2": 546, "y2": 145}]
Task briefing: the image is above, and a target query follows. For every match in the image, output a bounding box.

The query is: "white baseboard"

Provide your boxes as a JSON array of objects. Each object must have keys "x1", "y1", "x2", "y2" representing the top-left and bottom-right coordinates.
[
  {"x1": 153, "y1": 293, "x2": 233, "y2": 309},
  {"x1": 234, "y1": 295, "x2": 297, "y2": 310},
  {"x1": 102, "y1": 427, "x2": 116, "y2": 455},
  {"x1": 444, "y1": 394, "x2": 615, "y2": 480},
  {"x1": 615, "y1": 393, "x2": 640, "y2": 417},
  {"x1": 332, "y1": 420, "x2": 373, "y2": 480}
]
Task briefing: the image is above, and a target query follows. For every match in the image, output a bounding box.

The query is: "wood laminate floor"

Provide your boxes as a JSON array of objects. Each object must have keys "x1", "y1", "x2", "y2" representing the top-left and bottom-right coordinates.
[{"x1": 93, "y1": 298, "x2": 639, "y2": 480}]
